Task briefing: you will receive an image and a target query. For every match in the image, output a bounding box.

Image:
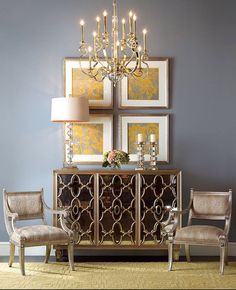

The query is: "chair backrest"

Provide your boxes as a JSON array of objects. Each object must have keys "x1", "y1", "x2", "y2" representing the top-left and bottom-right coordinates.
[
  {"x1": 3, "y1": 189, "x2": 44, "y2": 220},
  {"x1": 189, "y1": 189, "x2": 232, "y2": 221}
]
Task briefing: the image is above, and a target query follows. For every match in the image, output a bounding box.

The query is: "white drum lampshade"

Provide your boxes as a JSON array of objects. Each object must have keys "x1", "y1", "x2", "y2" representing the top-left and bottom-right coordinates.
[{"x1": 51, "y1": 96, "x2": 89, "y2": 123}]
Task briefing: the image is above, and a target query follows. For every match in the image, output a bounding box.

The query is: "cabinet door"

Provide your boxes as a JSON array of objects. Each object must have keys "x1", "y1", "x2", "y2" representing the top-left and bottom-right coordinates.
[
  {"x1": 98, "y1": 174, "x2": 136, "y2": 246},
  {"x1": 139, "y1": 174, "x2": 178, "y2": 246},
  {"x1": 56, "y1": 173, "x2": 95, "y2": 246}
]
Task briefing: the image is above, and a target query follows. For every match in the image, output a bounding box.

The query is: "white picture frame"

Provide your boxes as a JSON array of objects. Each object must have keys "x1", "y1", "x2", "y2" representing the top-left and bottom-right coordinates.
[
  {"x1": 64, "y1": 114, "x2": 113, "y2": 164},
  {"x1": 119, "y1": 58, "x2": 169, "y2": 109},
  {"x1": 120, "y1": 115, "x2": 169, "y2": 163},
  {"x1": 64, "y1": 58, "x2": 113, "y2": 109}
]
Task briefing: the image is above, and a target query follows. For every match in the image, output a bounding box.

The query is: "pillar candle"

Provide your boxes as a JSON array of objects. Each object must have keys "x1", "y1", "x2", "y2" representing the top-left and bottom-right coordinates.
[
  {"x1": 138, "y1": 134, "x2": 144, "y2": 143},
  {"x1": 150, "y1": 134, "x2": 156, "y2": 143}
]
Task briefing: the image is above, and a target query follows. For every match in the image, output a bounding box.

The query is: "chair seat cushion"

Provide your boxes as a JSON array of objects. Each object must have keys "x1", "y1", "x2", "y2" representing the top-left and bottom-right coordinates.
[
  {"x1": 175, "y1": 225, "x2": 225, "y2": 244},
  {"x1": 11, "y1": 225, "x2": 69, "y2": 244}
]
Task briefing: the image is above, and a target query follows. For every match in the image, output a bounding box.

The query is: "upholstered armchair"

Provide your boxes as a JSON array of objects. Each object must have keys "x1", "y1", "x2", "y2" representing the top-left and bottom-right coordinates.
[
  {"x1": 164, "y1": 189, "x2": 232, "y2": 275},
  {"x1": 3, "y1": 188, "x2": 75, "y2": 275}
]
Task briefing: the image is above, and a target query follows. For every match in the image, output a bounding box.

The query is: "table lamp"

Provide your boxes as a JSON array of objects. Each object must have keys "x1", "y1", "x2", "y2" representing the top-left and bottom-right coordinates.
[{"x1": 51, "y1": 96, "x2": 89, "y2": 167}]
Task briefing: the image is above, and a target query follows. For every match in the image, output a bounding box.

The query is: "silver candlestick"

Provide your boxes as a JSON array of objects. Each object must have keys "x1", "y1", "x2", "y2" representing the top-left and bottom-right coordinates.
[
  {"x1": 135, "y1": 142, "x2": 146, "y2": 171},
  {"x1": 149, "y1": 142, "x2": 159, "y2": 170}
]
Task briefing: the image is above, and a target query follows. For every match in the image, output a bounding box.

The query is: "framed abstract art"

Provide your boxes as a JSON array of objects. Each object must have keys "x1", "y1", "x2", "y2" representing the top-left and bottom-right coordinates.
[
  {"x1": 119, "y1": 58, "x2": 169, "y2": 109},
  {"x1": 119, "y1": 115, "x2": 169, "y2": 163},
  {"x1": 64, "y1": 58, "x2": 113, "y2": 109},
  {"x1": 64, "y1": 114, "x2": 113, "y2": 164}
]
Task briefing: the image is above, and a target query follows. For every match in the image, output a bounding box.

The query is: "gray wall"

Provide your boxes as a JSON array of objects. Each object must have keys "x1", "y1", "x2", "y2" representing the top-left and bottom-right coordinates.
[{"x1": 0, "y1": 0, "x2": 236, "y2": 242}]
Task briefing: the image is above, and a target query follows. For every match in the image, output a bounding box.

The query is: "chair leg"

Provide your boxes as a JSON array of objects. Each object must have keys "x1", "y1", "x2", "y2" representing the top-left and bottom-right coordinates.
[
  {"x1": 220, "y1": 245, "x2": 225, "y2": 275},
  {"x1": 9, "y1": 243, "x2": 15, "y2": 267},
  {"x1": 68, "y1": 241, "x2": 75, "y2": 271},
  {"x1": 185, "y1": 244, "x2": 191, "y2": 262},
  {"x1": 44, "y1": 245, "x2": 51, "y2": 264},
  {"x1": 225, "y1": 242, "x2": 228, "y2": 266},
  {"x1": 168, "y1": 242, "x2": 173, "y2": 271},
  {"x1": 19, "y1": 245, "x2": 25, "y2": 276}
]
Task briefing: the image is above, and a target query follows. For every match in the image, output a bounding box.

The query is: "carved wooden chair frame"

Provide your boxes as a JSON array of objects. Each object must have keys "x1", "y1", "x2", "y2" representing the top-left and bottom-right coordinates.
[
  {"x1": 165, "y1": 189, "x2": 232, "y2": 275},
  {"x1": 3, "y1": 188, "x2": 75, "y2": 275}
]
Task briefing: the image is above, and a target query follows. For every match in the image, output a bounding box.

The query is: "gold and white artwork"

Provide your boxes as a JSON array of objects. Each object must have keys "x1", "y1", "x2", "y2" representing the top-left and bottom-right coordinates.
[
  {"x1": 119, "y1": 59, "x2": 169, "y2": 108},
  {"x1": 65, "y1": 115, "x2": 113, "y2": 164},
  {"x1": 65, "y1": 59, "x2": 113, "y2": 108},
  {"x1": 120, "y1": 115, "x2": 169, "y2": 163}
]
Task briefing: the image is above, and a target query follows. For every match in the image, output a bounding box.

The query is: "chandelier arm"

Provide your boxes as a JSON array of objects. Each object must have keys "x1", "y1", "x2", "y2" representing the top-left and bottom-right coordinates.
[
  {"x1": 93, "y1": 55, "x2": 109, "y2": 73},
  {"x1": 124, "y1": 53, "x2": 140, "y2": 75},
  {"x1": 78, "y1": 56, "x2": 100, "y2": 79},
  {"x1": 142, "y1": 60, "x2": 149, "y2": 70},
  {"x1": 98, "y1": 46, "x2": 111, "y2": 69},
  {"x1": 132, "y1": 60, "x2": 149, "y2": 79},
  {"x1": 102, "y1": 47, "x2": 110, "y2": 66},
  {"x1": 123, "y1": 50, "x2": 137, "y2": 68}
]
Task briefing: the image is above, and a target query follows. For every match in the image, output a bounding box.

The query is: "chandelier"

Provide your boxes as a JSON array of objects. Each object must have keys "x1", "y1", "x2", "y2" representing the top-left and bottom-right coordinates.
[{"x1": 78, "y1": 0, "x2": 149, "y2": 86}]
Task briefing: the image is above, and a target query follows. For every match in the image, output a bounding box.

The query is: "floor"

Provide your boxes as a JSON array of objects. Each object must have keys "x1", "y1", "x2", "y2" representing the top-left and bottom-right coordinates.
[{"x1": 0, "y1": 259, "x2": 236, "y2": 289}]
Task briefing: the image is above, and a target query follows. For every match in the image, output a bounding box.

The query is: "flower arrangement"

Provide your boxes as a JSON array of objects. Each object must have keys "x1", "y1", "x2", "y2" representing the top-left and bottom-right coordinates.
[{"x1": 102, "y1": 150, "x2": 130, "y2": 169}]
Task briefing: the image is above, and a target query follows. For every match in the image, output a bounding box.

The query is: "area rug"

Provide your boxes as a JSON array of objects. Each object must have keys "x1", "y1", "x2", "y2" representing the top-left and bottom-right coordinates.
[{"x1": 0, "y1": 262, "x2": 236, "y2": 289}]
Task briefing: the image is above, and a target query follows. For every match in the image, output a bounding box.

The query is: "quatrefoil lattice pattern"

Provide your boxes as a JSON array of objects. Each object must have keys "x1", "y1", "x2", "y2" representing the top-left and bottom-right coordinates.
[
  {"x1": 140, "y1": 174, "x2": 177, "y2": 245},
  {"x1": 98, "y1": 174, "x2": 136, "y2": 245},
  {"x1": 55, "y1": 171, "x2": 179, "y2": 248},
  {"x1": 57, "y1": 174, "x2": 95, "y2": 245}
]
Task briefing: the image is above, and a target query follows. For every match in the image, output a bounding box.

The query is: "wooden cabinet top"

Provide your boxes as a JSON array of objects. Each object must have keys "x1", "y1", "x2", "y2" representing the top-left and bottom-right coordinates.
[{"x1": 54, "y1": 168, "x2": 182, "y2": 175}]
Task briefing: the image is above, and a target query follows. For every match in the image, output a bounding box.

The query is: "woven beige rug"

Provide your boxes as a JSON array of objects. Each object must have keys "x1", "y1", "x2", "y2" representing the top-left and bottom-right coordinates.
[{"x1": 0, "y1": 262, "x2": 236, "y2": 289}]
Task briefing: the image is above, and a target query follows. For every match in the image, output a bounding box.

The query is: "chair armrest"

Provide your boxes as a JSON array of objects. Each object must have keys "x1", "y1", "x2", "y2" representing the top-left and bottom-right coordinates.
[
  {"x1": 3, "y1": 196, "x2": 19, "y2": 220},
  {"x1": 42, "y1": 197, "x2": 70, "y2": 217},
  {"x1": 160, "y1": 206, "x2": 178, "y2": 236},
  {"x1": 160, "y1": 206, "x2": 173, "y2": 227},
  {"x1": 4, "y1": 210, "x2": 21, "y2": 239},
  {"x1": 42, "y1": 198, "x2": 74, "y2": 239},
  {"x1": 3, "y1": 195, "x2": 20, "y2": 236},
  {"x1": 171, "y1": 207, "x2": 190, "y2": 216}
]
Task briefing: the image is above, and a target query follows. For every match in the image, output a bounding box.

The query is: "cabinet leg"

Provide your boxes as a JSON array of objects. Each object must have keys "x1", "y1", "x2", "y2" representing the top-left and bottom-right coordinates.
[
  {"x1": 56, "y1": 250, "x2": 63, "y2": 262},
  {"x1": 173, "y1": 247, "x2": 180, "y2": 261}
]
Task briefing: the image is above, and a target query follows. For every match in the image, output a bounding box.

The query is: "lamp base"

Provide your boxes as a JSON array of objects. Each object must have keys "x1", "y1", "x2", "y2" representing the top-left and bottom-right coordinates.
[{"x1": 63, "y1": 163, "x2": 78, "y2": 170}]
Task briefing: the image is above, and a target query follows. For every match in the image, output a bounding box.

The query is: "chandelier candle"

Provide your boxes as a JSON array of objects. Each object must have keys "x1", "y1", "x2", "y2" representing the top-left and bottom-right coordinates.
[
  {"x1": 78, "y1": 0, "x2": 149, "y2": 85},
  {"x1": 143, "y1": 29, "x2": 147, "y2": 52},
  {"x1": 122, "y1": 19, "x2": 126, "y2": 40},
  {"x1": 129, "y1": 11, "x2": 133, "y2": 33},
  {"x1": 133, "y1": 14, "x2": 137, "y2": 37},
  {"x1": 80, "y1": 20, "x2": 85, "y2": 43},
  {"x1": 96, "y1": 17, "x2": 101, "y2": 37},
  {"x1": 103, "y1": 11, "x2": 107, "y2": 33}
]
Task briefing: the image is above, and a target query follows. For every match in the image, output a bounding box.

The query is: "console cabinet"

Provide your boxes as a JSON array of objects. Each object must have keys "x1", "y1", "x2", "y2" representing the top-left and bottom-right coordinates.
[{"x1": 53, "y1": 169, "x2": 182, "y2": 258}]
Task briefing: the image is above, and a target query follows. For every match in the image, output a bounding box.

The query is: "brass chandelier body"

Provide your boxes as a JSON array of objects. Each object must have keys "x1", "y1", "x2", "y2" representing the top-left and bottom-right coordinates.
[{"x1": 79, "y1": 0, "x2": 149, "y2": 86}]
